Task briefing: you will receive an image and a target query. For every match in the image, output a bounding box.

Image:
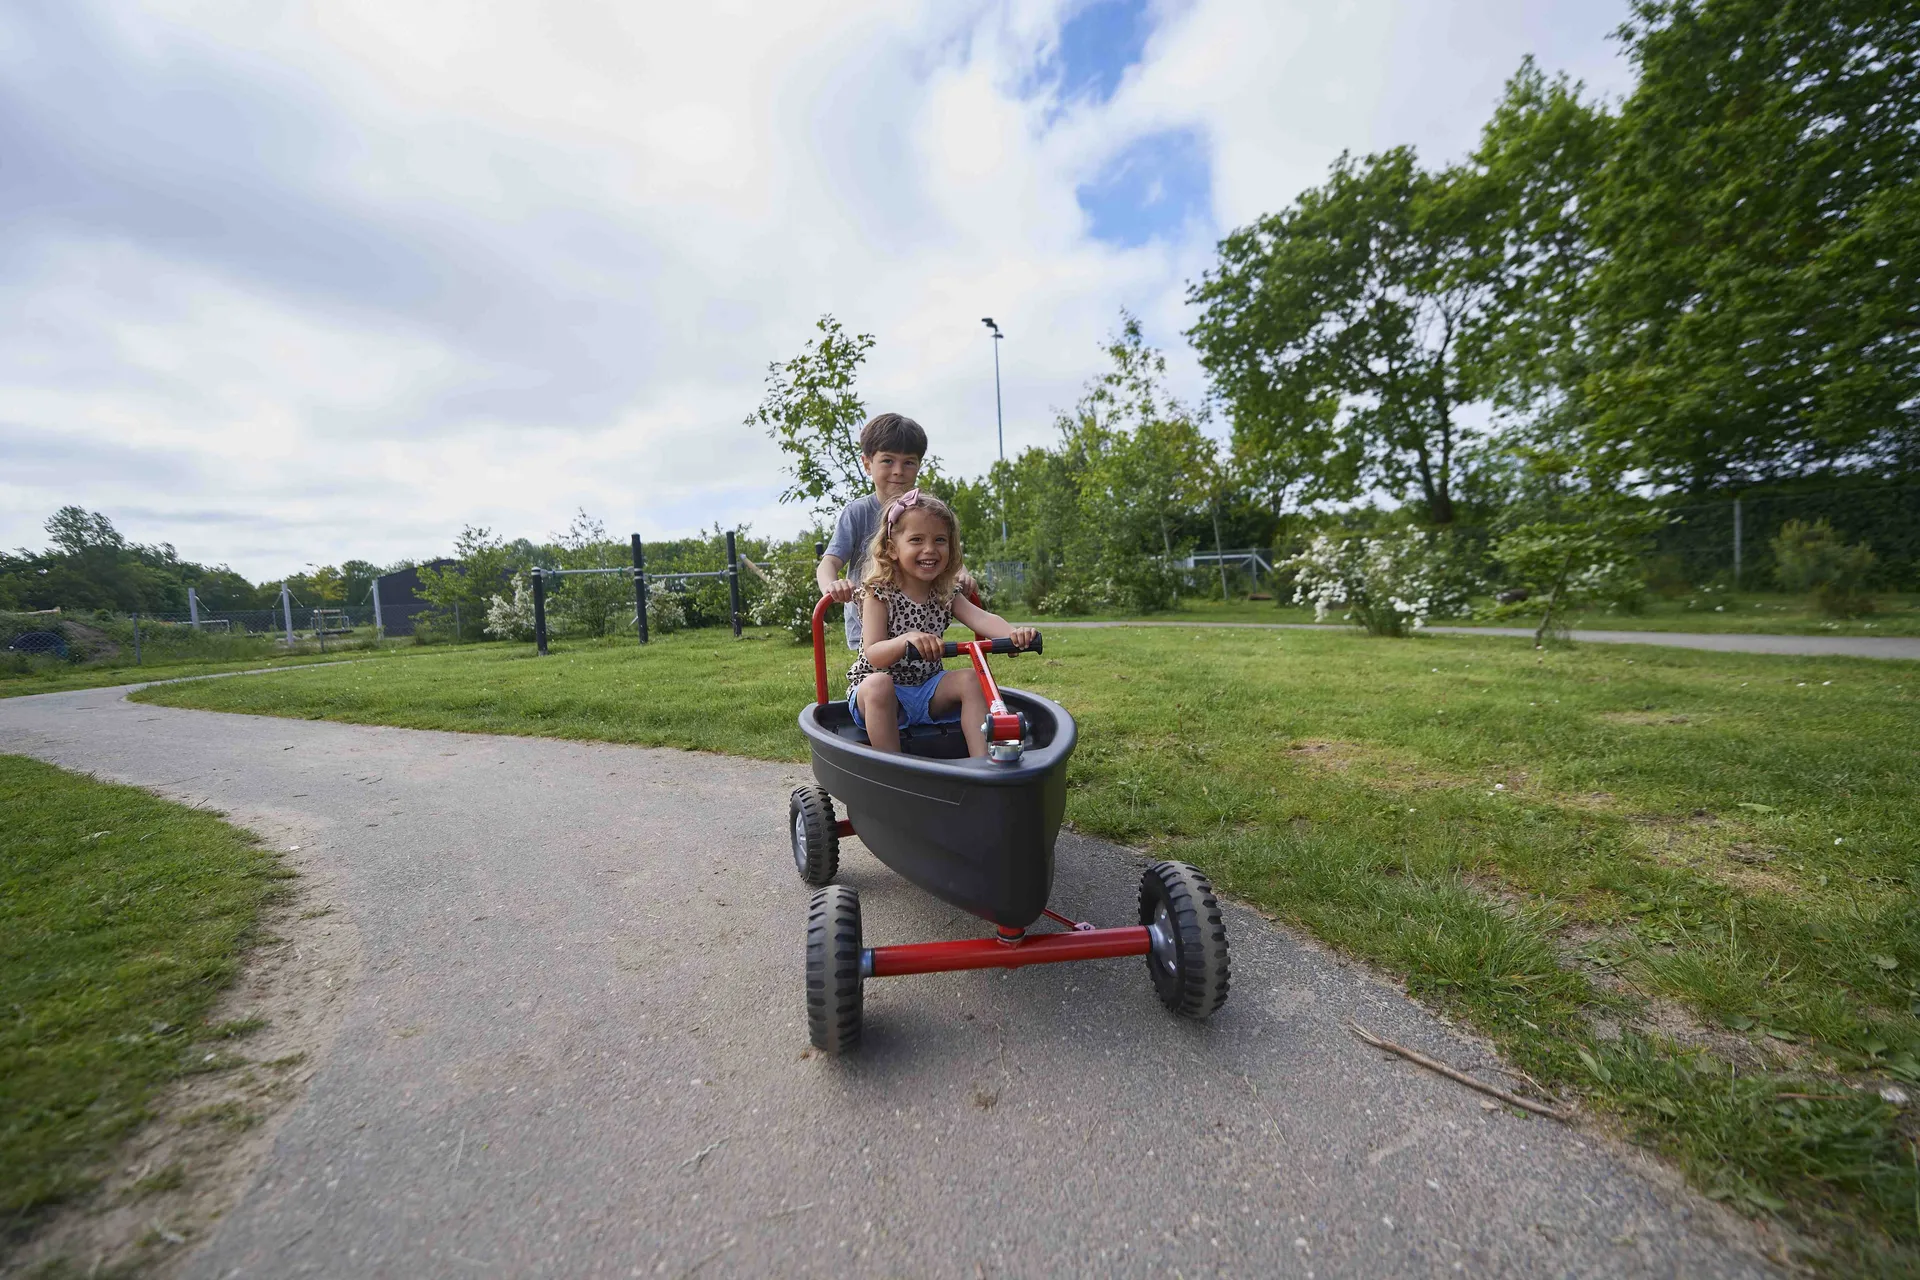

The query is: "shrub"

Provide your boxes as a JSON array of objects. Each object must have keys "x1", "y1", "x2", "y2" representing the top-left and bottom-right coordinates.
[
  {"x1": 647, "y1": 590, "x2": 688, "y2": 635},
  {"x1": 1489, "y1": 513, "x2": 1652, "y2": 644},
  {"x1": 1772, "y1": 519, "x2": 1876, "y2": 617},
  {"x1": 747, "y1": 546, "x2": 821, "y2": 642},
  {"x1": 485, "y1": 574, "x2": 536, "y2": 641},
  {"x1": 1285, "y1": 529, "x2": 1475, "y2": 636}
]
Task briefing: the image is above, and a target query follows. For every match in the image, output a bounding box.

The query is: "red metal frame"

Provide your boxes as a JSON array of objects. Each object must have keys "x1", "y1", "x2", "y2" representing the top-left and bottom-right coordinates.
[
  {"x1": 949, "y1": 638, "x2": 1024, "y2": 746},
  {"x1": 867, "y1": 926, "x2": 1149, "y2": 977}
]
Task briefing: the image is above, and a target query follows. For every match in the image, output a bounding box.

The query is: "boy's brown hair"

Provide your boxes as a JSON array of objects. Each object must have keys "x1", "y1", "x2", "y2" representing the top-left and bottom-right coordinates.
[{"x1": 859, "y1": 412, "x2": 927, "y2": 459}]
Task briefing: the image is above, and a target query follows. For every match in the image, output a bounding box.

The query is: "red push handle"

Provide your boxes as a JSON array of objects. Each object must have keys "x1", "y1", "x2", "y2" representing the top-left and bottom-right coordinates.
[{"x1": 812, "y1": 594, "x2": 833, "y2": 706}]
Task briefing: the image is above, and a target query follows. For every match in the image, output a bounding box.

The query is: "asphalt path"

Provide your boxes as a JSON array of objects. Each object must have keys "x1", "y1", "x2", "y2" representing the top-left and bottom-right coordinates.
[
  {"x1": 0, "y1": 685, "x2": 1777, "y2": 1279},
  {"x1": 1042, "y1": 620, "x2": 1920, "y2": 660}
]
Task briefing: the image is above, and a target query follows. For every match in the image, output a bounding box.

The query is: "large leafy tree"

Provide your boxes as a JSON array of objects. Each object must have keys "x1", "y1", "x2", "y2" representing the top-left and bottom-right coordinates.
[
  {"x1": 1584, "y1": 0, "x2": 1920, "y2": 490},
  {"x1": 1189, "y1": 148, "x2": 1502, "y2": 524},
  {"x1": 1464, "y1": 60, "x2": 1616, "y2": 461}
]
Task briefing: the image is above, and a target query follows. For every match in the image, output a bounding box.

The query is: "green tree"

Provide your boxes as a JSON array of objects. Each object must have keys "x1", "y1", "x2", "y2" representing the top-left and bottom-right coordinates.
[
  {"x1": 414, "y1": 526, "x2": 513, "y2": 640},
  {"x1": 1464, "y1": 60, "x2": 1616, "y2": 462},
  {"x1": 748, "y1": 315, "x2": 875, "y2": 516},
  {"x1": 987, "y1": 316, "x2": 1215, "y2": 613},
  {"x1": 1584, "y1": 0, "x2": 1920, "y2": 489},
  {"x1": 1491, "y1": 508, "x2": 1655, "y2": 645},
  {"x1": 1190, "y1": 148, "x2": 1504, "y2": 525},
  {"x1": 339, "y1": 560, "x2": 385, "y2": 606},
  {"x1": 546, "y1": 509, "x2": 631, "y2": 639},
  {"x1": 291, "y1": 565, "x2": 345, "y2": 603}
]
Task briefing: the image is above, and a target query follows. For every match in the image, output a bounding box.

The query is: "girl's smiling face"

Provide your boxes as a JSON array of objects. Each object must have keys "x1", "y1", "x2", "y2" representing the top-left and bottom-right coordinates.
[{"x1": 890, "y1": 508, "x2": 951, "y2": 586}]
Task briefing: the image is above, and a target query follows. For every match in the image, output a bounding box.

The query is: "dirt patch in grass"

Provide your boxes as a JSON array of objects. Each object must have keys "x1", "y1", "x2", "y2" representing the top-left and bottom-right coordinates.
[
  {"x1": 5, "y1": 811, "x2": 360, "y2": 1278},
  {"x1": 1282, "y1": 737, "x2": 1491, "y2": 794},
  {"x1": 1599, "y1": 710, "x2": 1710, "y2": 727}
]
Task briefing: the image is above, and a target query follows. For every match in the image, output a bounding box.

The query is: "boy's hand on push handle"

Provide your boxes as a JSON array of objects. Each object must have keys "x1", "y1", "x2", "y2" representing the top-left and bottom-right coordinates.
[{"x1": 823, "y1": 580, "x2": 857, "y2": 604}]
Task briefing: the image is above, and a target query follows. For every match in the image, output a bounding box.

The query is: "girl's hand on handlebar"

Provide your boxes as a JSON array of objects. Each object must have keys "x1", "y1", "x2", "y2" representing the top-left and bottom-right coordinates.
[
  {"x1": 1008, "y1": 626, "x2": 1038, "y2": 651},
  {"x1": 902, "y1": 630, "x2": 944, "y2": 660}
]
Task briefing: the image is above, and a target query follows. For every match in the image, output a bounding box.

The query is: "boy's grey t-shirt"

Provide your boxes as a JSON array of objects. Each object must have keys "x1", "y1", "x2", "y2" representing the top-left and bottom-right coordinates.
[{"x1": 825, "y1": 493, "x2": 882, "y2": 649}]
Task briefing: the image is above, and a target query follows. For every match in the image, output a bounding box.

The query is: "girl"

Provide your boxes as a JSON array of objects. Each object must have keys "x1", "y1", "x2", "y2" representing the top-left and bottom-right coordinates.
[{"x1": 846, "y1": 489, "x2": 1037, "y2": 756}]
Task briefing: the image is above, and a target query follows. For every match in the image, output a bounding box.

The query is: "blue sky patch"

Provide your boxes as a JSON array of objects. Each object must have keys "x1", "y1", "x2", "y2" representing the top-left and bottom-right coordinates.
[
  {"x1": 1030, "y1": 0, "x2": 1153, "y2": 107},
  {"x1": 1076, "y1": 128, "x2": 1211, "y2": 248}
]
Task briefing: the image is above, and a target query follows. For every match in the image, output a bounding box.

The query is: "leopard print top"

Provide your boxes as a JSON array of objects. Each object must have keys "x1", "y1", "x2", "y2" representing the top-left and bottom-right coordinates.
[{"x1": 846, "y1": 583, "x2": 953, "y2": 691}]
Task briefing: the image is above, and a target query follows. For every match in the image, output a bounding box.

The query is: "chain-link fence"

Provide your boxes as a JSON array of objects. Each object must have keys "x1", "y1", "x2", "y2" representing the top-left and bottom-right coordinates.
[{"x1": 1651, "y1": 483, "x2": 1919, "y2": 591}]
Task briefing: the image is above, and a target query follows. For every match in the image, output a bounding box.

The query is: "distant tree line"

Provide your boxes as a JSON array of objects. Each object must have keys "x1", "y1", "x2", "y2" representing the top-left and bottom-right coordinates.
[{"x1": 0, "y1": 506, "x2": 395, "y2": 616}]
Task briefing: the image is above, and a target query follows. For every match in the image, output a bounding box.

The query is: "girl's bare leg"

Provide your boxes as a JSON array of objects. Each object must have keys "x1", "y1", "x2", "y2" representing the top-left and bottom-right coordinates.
[
  {"x1": 931, "y1": 671, "x2": 990, "y2": 757},
  {"x1": 857, "y1": 674, "x2": 902, "y2": 752}
]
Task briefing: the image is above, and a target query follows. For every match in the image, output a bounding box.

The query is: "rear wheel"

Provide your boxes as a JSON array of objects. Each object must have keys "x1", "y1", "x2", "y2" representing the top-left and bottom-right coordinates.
[
  {"x1": 805, "y1": 885, "x2": 863, "y2": 1054},
  {"x1": 789, "y1": 786, "x2": 839, "y2": 886},
  {"x1": 1138, "y1": 862, "x2": 1230, "y2": 1018}
]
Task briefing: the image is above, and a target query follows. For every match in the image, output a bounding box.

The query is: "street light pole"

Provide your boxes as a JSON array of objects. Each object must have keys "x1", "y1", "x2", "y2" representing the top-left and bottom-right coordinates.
[{"x1": 981, "y1": 317, "x2": 1007, "y2": 544}]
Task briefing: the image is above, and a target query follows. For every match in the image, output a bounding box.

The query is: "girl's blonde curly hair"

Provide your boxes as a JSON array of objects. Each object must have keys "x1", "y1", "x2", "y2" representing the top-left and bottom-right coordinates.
[{"x1": 860, "y1": 489, "x2": 964, "y2": 601}]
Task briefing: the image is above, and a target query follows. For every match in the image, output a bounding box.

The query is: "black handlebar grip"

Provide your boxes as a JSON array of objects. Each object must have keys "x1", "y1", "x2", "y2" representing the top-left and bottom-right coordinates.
[{"x1": 942, "y1": 632, "x2": 1044, "y2": 658}]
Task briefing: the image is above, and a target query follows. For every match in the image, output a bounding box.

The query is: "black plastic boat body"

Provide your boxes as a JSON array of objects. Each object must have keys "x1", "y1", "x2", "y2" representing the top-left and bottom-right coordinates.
[{"x1": 798, "y1": 687, "x2": 1078, "y2": 929}]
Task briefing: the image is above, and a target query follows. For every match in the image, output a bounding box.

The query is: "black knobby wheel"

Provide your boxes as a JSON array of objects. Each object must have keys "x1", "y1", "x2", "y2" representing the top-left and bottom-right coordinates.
[
  {"x1": 805, "y1": 885, "x2": 863, "y2": 1054},
  {"x1": 1138, "y1": 861, "x2": 1231, "y2": 1018},
  {"x1": 789, "y1": 785, "x2": 839, "y2": 886}
]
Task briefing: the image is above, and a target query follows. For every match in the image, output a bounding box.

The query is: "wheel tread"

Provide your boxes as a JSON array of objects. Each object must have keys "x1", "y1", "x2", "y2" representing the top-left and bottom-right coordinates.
[
  {"x1": 1138, "y1": 861, "x2": 1231, "y2": 1018},
  {"x1": 805, "y1": 885, "x2": 863, "y2": 1053},
  {"x1": 790, "y1": 786, "x2": 839, "y2": 886}
]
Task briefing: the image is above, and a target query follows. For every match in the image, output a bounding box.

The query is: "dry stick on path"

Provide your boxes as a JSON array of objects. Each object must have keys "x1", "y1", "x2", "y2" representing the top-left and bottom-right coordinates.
[{"x1": 1347, "y1": 1021, "x2": 1571, "y2": 1122}]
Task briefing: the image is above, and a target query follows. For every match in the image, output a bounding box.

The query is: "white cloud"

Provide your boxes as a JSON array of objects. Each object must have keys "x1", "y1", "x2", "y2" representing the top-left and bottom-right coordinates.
[{"x1": 0, "y1": 0, "x2": 1633, "y2": 579}]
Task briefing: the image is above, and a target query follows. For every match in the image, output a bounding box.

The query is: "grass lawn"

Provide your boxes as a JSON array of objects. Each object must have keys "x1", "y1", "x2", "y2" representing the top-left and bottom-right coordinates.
[
  {"x1": 1051, "y1": 591, "x2": 1920, "y2": 636},
  {"x1": 0, "y1": 755, "x2": 289, "y2": 1239},
  {"x1": 133, "y1": 627, "x2": 1920, "y2": 1264}
]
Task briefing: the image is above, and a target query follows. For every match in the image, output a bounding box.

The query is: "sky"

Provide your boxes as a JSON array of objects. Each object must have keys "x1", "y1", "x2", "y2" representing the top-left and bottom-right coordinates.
[{"x1": 0, "y1": 0, "x2": 1638, "y2": 581}]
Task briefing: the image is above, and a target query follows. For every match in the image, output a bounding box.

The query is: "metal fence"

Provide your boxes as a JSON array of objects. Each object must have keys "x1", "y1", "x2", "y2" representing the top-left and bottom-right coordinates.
[{"x1": 1651, "y1": 483, "x2": 1919, "y2": 590}]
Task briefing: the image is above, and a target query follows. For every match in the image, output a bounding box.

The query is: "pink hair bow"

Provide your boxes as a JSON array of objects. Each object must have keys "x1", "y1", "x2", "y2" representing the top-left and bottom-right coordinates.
[{"x1": 884, "y1": 489, "x2": 923, "y2": 531}]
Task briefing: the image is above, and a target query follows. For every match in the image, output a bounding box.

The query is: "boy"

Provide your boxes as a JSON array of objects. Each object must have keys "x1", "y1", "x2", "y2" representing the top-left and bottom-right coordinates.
[{"x1": 816, "y1": 413, "x2": 971, "y2": 649}]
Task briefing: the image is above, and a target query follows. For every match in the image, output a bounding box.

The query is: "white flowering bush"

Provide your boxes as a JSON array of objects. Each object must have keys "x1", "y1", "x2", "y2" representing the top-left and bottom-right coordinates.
[
  {"x1": 747, "y1": 545, "x2": 823, "y2": 642},
  {"x1": 484, "y1": 573, "x2": 535, "y2": 641},
  {"x1": 1285, "y1": 529, "x2": 1475, "y2": 637},
  {"x1": 647, "y1": 589, "x2": 688, "y2": 635}
]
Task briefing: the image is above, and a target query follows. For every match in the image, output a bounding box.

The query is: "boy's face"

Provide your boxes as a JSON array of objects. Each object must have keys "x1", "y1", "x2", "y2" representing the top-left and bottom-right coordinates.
[{"x1": 862, "y1": 450, "x2": 921, "y2": 502}]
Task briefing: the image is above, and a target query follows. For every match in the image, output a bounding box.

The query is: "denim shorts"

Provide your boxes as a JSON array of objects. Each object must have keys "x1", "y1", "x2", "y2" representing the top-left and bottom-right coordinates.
[{"x1": 848, "y1": 669, "x2": 959, "y2": 731}]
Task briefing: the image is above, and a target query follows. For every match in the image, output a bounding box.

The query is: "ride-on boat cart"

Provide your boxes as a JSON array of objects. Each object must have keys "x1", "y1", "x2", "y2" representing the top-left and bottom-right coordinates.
[{"x1": 790, "y1": 595, "x2": 1230, "y2": 1053}]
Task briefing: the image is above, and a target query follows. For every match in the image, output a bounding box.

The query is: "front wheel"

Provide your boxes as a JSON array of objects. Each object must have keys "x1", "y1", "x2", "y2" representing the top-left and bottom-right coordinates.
[
  {"x1": 805, "y1": 885, "x2": 863, "y2": 1054},
  {"x1": 1138, "y1": 862, "x2": 1230, "y2": 1018},
  {"x1": 789, "y1": 786, "x2": 839, "y2": 886}
]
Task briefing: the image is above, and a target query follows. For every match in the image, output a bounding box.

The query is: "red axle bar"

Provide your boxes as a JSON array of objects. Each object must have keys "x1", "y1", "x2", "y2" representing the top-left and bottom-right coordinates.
[{"x1": 866, "y1": 926, "x2": 1150, "y2": 978}]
